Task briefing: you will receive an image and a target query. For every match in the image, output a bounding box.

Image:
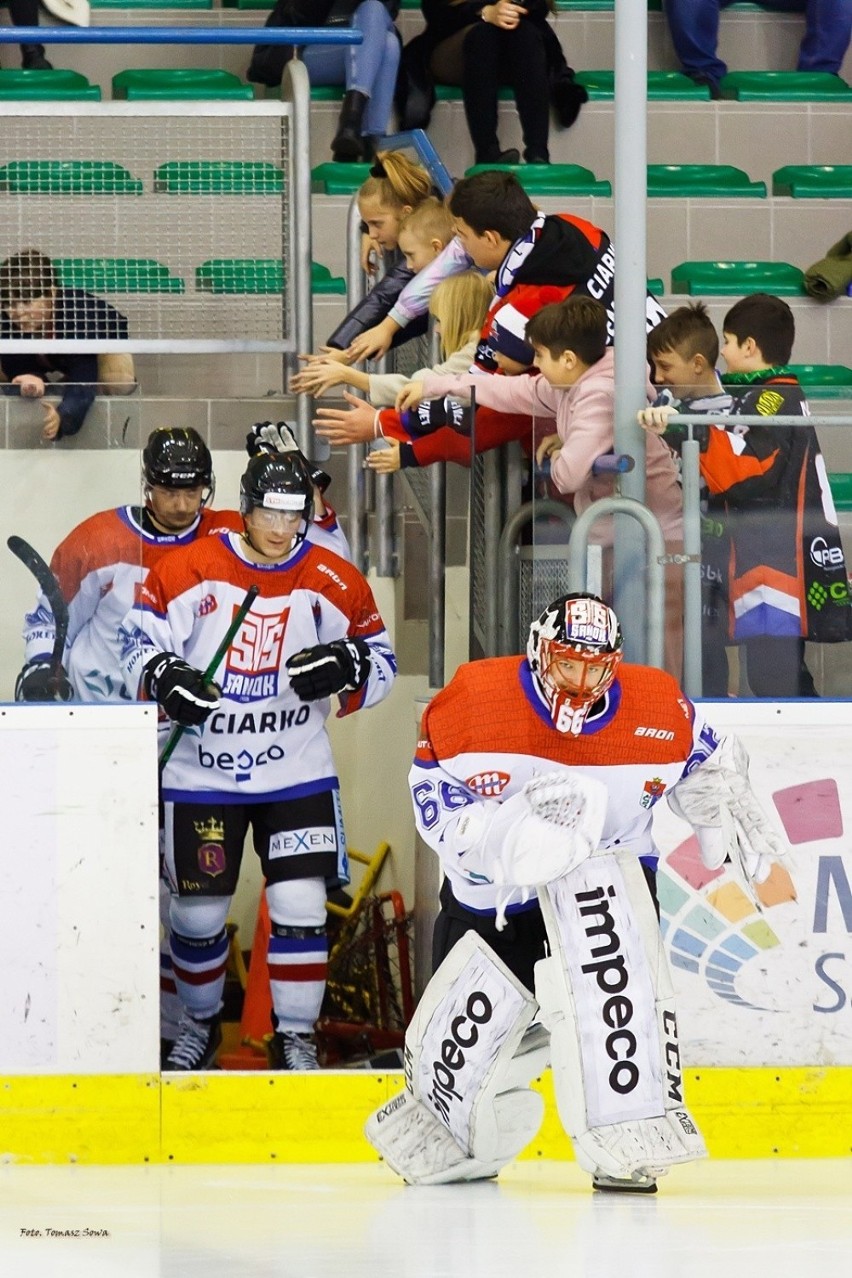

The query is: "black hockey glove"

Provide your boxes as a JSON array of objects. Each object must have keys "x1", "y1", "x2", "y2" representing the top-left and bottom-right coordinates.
[
  {"x1": 246, "y1": 421, "x2": 332, "y2": 494},
  {"x1": 286, "y1": 637, "x2": 371, "y2": 702},
  {"x1": 142, "y1": 652, "x2": 221, "y2": 727},
  {"x1": 15, "y1": 659, "x2": 74, "y2": 703}
]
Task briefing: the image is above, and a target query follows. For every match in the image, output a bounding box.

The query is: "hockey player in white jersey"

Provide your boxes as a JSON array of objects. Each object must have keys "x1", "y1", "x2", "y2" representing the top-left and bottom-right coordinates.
[
  {"x1": 121, "y1": 451, "x2": 397, "y2": 1072},
  {"x1": 16, "y1": 421, "x2": 348, "y2": 705},
  {"x1": 366, "y1": 593, "x2": 788, "y2": 1191}
]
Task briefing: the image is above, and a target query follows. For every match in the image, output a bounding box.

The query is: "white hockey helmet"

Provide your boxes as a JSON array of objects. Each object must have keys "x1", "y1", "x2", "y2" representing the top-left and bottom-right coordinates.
[{"x1": 527, "y1": 593, "x2": 623, "y2": 729}]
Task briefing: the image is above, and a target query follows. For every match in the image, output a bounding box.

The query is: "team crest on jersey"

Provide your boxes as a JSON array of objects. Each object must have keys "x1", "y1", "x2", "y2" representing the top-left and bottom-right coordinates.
[
  {"x1": 194, "y1": 816, "x2": 226, "y2": 876},
  {"x1": 197, "y1": 594, "x2": 218, "y2": 617},
  {"x1": 465, "y1": 770, "x2": 511, "y2": 797},
  {"x1": 640, "y1": 776, "x2": 666, "y2": 809},
  {"x1": 220, "y1": 605, "x2": 289, "y2": 703},
  {"x1": 755, "y1": 390, "x2": 784, "y2": 417}
]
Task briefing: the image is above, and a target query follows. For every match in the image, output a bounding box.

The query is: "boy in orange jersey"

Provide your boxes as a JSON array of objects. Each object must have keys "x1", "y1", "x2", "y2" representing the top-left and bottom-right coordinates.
[{"x1": 378, "y1": 593, "x2": 787, "y2": 1193}]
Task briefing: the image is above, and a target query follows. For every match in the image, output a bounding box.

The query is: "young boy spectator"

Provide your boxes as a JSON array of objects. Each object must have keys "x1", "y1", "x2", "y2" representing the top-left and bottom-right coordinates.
[
  {"x1": 641, "y1": 292, "x2": 852, "y2": 697},
  {"x1": 345, "y1": 171, "x2": 667, "y2": 364},
  {"x1": 0, "y1": 248, "x2": 135, "y2": 441},
  {"x1": 401, "y1": 295, "x2": 685, "y2": 678},
  {"x1": 640, "y1": 302, "x2": 734, "y2": 695}
]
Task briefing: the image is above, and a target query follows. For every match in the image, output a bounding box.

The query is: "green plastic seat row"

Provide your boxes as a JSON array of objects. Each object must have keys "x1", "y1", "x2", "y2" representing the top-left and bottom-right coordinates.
[
  {"x1": 671, "y1": 261, "x2": 806, "y2": 295},
  {"x1": 112, "y1": 70, "x2": 254, "y2": 101},
  {"x1": 0, "y1": 69, "x2": 101, "y2": 100},
  {"x1": 779, "y1": 366, "x2": 852, "y2": 400},
  {"x1": 829, "y1": 474, "x2": 852, "y2": 511},
  {"x1": 772, "y1": 166, "x2": 852, "y2": 198},
  {"x1": 196, "y1": 260, "x2": 346, "y2": 294},
  {"x1": 46, "y1": 258, "x2": 342, "y2": 295},
  {"x1": 720, "y1": 71, "x2": 852, "y2": 100},
  {"x1": 0, "y1": 160, "x2": 284, "y2": 195}
]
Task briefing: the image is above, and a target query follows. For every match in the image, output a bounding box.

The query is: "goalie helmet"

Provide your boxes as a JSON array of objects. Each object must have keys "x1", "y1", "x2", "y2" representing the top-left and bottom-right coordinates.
[
  {"x1": 240, "y1": 452, "x2": 314, "y2": 545},
  {"x1": 142, "y1": 428, "x2": 214, "y2": 506},
  {"x1": 527, "y1": 593, "x2": 623, "y2": 732}
]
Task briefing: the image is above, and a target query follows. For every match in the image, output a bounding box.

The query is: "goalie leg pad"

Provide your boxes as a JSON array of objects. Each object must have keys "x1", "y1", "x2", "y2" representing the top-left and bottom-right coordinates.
[
  {"x1": 535, "y1": 854, "x2": 706, "y2": 1180},
  {"x1": 364, "y1": 932, "x2": 547, "y2": 1181}
]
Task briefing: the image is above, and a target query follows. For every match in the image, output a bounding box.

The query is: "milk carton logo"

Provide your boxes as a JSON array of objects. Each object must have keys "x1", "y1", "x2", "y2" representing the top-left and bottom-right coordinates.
[{"x1": 221, "y1": 606, "x2": 289, "y2": 703}]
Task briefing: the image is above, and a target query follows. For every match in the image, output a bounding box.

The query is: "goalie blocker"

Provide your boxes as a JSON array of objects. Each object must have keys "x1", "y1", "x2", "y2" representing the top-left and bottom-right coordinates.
[{"x1": 366, "y1": 852, "x2": 705, "y2": 1186}]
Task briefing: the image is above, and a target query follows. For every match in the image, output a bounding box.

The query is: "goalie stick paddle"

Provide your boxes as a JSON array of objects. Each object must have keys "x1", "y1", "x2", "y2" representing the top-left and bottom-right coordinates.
[
  {"x1": 158, "y1": 583, "x2": 260, "y2": 773},
  {"x1": 7, "y1": 535, "x2": 70, "y2": 695}
]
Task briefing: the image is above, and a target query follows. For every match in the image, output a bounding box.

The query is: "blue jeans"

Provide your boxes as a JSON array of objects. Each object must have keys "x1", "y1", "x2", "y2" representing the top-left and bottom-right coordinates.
[
  {"x1": 302, "y1": 1, "x2": 401, "y2": 137},
  {"x1": 664, "y1": 0, "x2": 852, "y2": 80}
]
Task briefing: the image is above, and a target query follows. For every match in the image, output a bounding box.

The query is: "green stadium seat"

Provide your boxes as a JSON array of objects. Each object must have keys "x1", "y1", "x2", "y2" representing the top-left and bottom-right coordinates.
[
  {"x1": 647, "y1": 279, "x2": 665, "y2": 296},
  {"x1": 0, "y1": 160, "x2": 142, "y2": 194},
  {"x1": 195, "y1": 259, "x2": 346, "y2": 295},
  {"x1": 671, "y1": 261, "x2": 806, "y2": 295},
  {"x1": 788, "y1": 365, "x2": 852, "y2": 398},
  {"x1": 575, "y1": 70, "x2": 712, "y2": 100},
  {"x1": 463, "y1": 163, "x2": 612, "y2": 196},
  {"x1": 0, "y1": 69, "x2": 100, "y2": 100},
  {"x1": 310, "y1": 85, "x2": 344, "y2": 101},
  {"x1": 235, "y1": 0, "x2": 276, "y2": 7},
  {"x1": 720, "y1": 71, "x2": 852, "y2": 100},
  {"x1": 93, "y1": 0, "x2": 210, "y2": 6},
  {"x1": 112, "y1": 70, "x2": 254, "y2": 101},
  {"x1": 435, "y1": 85, "x2": 514, "y2": 101},
  {"x1": 153, "y1": 161, "x2": 283, "y2": 194},
  {"x1": 647, "y1": 165, "x2": 766, "y2": 197},
  {"x1": 311, "y1": 162, "x2": 372, "y2": 194},
  {"x1": 55, "y1": 258, "x2": 186, "y2": 293},
  {"x1": 772, "y1": 166, "x2": 852, "y2": 198},
  {"x1": 829, "y1": 474, "x2": 852, "y2": 511}
]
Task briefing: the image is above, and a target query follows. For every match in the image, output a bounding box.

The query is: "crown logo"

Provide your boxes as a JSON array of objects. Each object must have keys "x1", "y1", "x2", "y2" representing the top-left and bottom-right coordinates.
[{"x1": 193, "y1": 816, "x2": 225, "y2": 843}]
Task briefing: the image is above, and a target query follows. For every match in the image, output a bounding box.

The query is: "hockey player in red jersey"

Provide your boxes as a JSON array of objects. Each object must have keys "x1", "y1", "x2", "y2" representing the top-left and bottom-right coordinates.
[
  {"x1": 366, "y1": 593, "x2": 788, "y2": 1191},
  {"x1": 121, "y1": 452, "x2": 397, "y2": 1072}
]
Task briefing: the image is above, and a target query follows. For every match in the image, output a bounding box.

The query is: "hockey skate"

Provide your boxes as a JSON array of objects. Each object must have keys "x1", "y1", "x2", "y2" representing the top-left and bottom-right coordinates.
[
  {"x1": 592, "y1": 1171, "x2": 658, "y2": 1195},
  {"x1": 267, "y1": 1030, "x2": 320, "y2": 1070},
  {"x1": 162, "y1": 1013, "x2": 222, "y2": 1071}
]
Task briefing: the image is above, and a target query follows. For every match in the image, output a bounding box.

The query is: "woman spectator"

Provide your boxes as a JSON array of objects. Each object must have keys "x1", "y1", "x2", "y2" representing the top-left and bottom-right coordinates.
[
  {"x1": 396, "y1": 0, "x2": 586, "y2": 165},
  {"x1": 248, "y1": 0, "x2": 402, "y2": 163}
]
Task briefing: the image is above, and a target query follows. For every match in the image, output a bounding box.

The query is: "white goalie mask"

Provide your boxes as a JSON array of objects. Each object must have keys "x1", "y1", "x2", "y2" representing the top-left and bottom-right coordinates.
[{"x1": 526, "y1": 594, "x2": 623, "y2": 733}]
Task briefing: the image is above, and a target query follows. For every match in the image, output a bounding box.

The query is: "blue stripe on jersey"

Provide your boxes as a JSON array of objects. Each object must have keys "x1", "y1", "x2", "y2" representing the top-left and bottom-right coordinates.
[
  {"x1": 161, "y1": 774, "x2": 339, "y2": 806},
  {"x1": 461, "y1": 895, "x2": 542, "y2": 918},
  {"x1": 222, "y1": 533, "x2": 312, "y2": 573},
  {"x1": 117, "y1": 504, "x2": 201, "y2": 546}
]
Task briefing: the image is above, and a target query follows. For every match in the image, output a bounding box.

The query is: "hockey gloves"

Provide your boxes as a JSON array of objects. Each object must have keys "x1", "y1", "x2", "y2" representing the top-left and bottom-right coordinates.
[
  {"x1": 287, "y1": 637, "x2": 371, "y2": 702},
  {"x1": 143, "y1": 652, "x2": 220, "y2": 727},
  {"x1": 246, "y1": 421, "x2": 331, "y2": 493},
  {"x1": 15, "y1": 659, "x2": 74, "y2": 703}
]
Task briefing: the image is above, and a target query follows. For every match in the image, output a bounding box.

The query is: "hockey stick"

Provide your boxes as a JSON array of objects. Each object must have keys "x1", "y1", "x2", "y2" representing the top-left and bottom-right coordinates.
[
  {"x1": 7, "y1": 535, "x2": 70, "y2": 696},
  {"x1": 158, "y1": 583, "x2": 260, "y2": 773}
]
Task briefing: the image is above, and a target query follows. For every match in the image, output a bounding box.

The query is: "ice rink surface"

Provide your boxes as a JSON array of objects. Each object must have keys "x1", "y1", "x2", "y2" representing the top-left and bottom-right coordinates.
[{"x1": 1, "y1": 1159, "x2": 851, "y2": 1278}]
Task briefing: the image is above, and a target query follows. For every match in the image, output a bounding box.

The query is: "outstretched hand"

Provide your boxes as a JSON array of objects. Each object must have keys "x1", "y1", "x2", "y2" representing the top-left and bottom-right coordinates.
[
  {"x1": 637, "y1": 404, "x2": 677, "y2": 435},
  {"x1": 314, "y1": 390, "x2": 377, "y2": 445},
  {"x1": 346, "y1": 317, "x2": 398, "y2": 364},
  {"x1": 290, "y1": 358, "x2": 349, "y2": 397},
  {"x1": 395, "y1": 380, "x2": 426, "y2": 414},
  {"x1": 366, "y1": 441, "x2": 401, "y2": 473}
]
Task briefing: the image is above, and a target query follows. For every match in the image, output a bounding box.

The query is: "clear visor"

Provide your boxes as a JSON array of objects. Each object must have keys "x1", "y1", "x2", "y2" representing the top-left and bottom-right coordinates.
[{"x1": 247, "y1": 506, "x2": 304, "y2": 531}]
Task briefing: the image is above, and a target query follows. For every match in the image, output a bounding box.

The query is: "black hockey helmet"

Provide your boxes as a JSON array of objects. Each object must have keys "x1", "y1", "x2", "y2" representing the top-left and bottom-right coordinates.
[
  {"x1": 142, "y1": 428, "x2": 214, "y2": 505},
  {"x1": 240, "y1": 452, "x2": 314, "y2": 541}
]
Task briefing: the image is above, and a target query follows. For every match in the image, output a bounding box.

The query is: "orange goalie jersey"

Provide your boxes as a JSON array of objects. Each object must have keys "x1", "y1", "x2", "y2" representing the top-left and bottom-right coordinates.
[{"x1": 410, "y1": 657, "x2": 720, "y2": 915}]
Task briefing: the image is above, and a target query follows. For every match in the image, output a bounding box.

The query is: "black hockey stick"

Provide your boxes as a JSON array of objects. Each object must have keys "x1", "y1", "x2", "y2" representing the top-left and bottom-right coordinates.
[
  {"x1": 7, "y1": 535, "x2": 70, "y2": 696},
  {"x1": 158, "y1": 583, "x2": 260, "y2": 773}
]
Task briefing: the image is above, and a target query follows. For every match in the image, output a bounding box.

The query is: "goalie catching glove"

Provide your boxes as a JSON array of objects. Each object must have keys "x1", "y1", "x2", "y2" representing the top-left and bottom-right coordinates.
[
  {"x1": 142, "y1": 652, "x2": 220, "y2": 727},
  {"x1": 667, "y1": 734, "x2": 787, "y2": 894},
  {"x1": 246, "y1": 421, "x2": 331, "y2": 493},
  {"x1": 453, "y1": 771, "x2": 609, "y2": 891},
  {"x1": 286, "y1": 637, "x2": 371, "y2": 702},
  {"x1": 15, "y1": 659, "x2": 73, "y2": 703}
]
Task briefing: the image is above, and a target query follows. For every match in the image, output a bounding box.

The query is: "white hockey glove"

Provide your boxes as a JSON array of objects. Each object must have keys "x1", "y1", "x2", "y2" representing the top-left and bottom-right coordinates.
[
  {"x1": 454, "y1": 772, "x2": 608, "y2": 892},
  {"x1": 668, "y1": 735, "x2": 787, "y2": 898},
  {"x1": 246, "y1": 420, "x2": 300, "y2": 458}
]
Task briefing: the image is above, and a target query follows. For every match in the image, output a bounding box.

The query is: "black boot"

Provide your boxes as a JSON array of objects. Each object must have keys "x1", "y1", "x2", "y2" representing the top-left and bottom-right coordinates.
[
  {"x1": 21, "y1": 44, "x2": 53, "y2": 71},
  {"x1": 331, "y1": 90, "x2": 368, "y2": 163}
]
